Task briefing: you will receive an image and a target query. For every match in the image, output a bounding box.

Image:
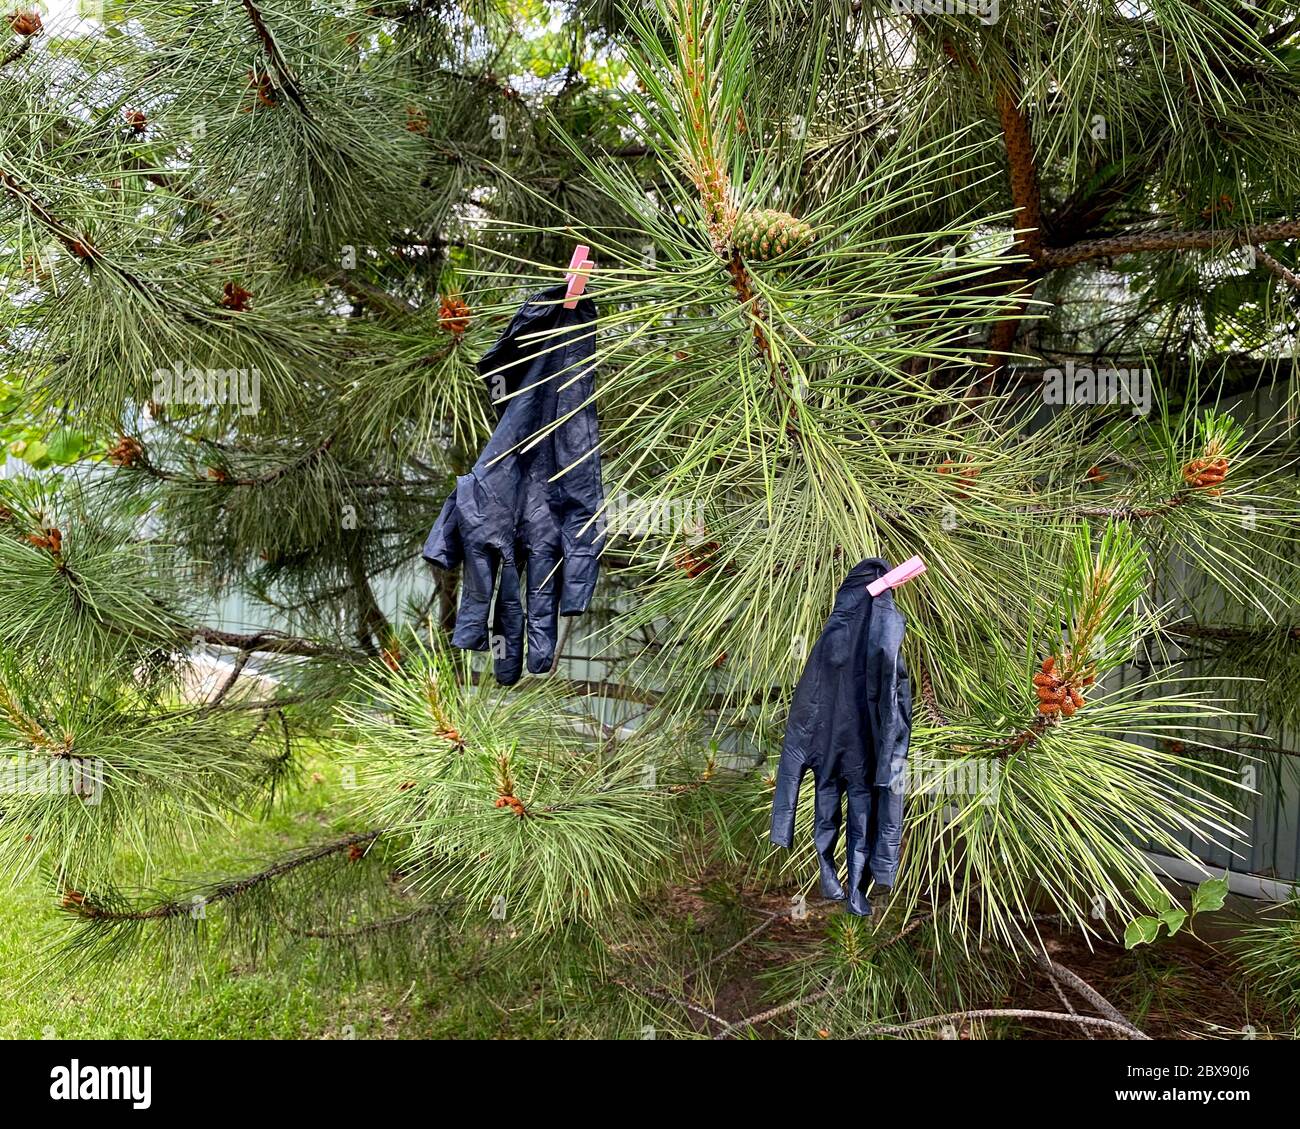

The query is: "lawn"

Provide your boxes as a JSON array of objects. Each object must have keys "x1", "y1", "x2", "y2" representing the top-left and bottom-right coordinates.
[{"x1": 0, "y1": 764, "x2": 429, "y2": 1040}]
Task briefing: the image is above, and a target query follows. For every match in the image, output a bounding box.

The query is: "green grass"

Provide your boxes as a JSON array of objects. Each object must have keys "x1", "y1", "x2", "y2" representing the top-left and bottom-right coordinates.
[{"x1": 0, "y1": 762, "x2": 435, "y2": 1040}]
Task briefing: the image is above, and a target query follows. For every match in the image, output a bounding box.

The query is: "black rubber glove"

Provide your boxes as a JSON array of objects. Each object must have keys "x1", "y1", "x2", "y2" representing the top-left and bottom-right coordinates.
[{"x1": 423, "y1": 285, "x2": 604, "y2": 685}]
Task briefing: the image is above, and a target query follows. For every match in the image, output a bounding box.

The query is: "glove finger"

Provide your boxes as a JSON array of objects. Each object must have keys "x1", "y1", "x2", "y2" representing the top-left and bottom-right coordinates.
[
  {"x1": 553, "y1": 323, "x2": 604, "y2": 615},
  {"x1": 559, "y1": 532, "x2": 602, "y2": 615},
  {"x1": 452, "y1": 542, "x2": 498, "y2": 652},
  {"x1": 491, "y1": 548, "x2": 525, "y2": 686},
  {"x1": 524, "y1": 542, "x2": 561, "y2": 675}
]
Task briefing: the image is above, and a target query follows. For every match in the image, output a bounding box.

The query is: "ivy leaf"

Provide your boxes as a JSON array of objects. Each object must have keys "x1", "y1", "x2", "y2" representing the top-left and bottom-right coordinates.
[
  {"x1": 1158, "y1": 908, "x2": 1188, "y2": 937},
  {"x1": 1192, "y1": 877, "x2": 1229, "y2": 915},
  {"x1": 1124, "y1": 916, "x2": 1163, "y2": 949},
  {"x1": 17, "y1": 439, "x2": 50, "y2": 468},
  {"x1": 45, "y1": 428, "x2": 88, "y2": 465}
]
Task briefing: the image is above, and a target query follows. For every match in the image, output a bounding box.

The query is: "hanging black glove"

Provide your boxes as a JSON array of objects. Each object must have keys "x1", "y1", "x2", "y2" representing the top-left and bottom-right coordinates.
[
  {"x1": 423, "y1": 285, "x2": 604, "y2": 685},
  {"x1": 769, "y1": 558, "x2": 912, "y2": 915}
]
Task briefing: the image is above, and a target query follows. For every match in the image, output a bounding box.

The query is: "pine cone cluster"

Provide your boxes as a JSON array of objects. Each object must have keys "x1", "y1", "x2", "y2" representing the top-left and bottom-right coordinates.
[
  {"x1": 61, "y1": 888, "x2": 100, "y2": 917},
  {"x1": 438, "y1": 294, "x2": 471, "y2": 336},
  {"x1": 9, "y1": 10, "x2": 42, "y2": 36},
  {"x1": 494, "y1": 755, "x2": 525, "y2": 815},
  {"x1": 938, "y1": 460, "x2": 981, "y2": 498},
  {"x1": 243, "y1": 70, "x2": 278, "y2": 110},
  {"x1": 1200, "y1": 194, "x2": 1234, "y2": 220},
  {"x1": 347, "y1": 843, "x2": 366, "y2": 861},
  {"x1": 405, "y1": 106, "x2": 429, "y2": 134},
  {"x1": 381, "y1": 637, "x2": 401, "y2": 671},
  {"x1": 494, "y1": 793, "x2": 526, "y2": 817},
  {"x1": 1182, "y1": 454, "x2": 1229, "y2": 496},
  {"x1": 731, "y1": 208, "x2": 815, "y2": 262},
  {"x1": 220, "y1": 281, "x2": 253, "y2": 311},
  {"x1": 26, "y1": 526, "x2": 62, "y2": 555},
  {"x1": 107, "y1": 435, "x2": 144, "y2": 467},
  {"x1": 692, "y1": 164, "x2": 734, "y2": 254},
  {"x1": 675, "y1": 539, "x2": 719, "y2": 579},
  {"x1": 1032, "y1": 655, "x2": 1093, "y2": 717}
]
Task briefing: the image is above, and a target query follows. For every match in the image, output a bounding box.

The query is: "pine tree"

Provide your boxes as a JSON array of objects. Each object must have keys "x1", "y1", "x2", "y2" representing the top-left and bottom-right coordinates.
[{"x1": 1, "y1": 0, "x2": 1298, "y2": 1037}]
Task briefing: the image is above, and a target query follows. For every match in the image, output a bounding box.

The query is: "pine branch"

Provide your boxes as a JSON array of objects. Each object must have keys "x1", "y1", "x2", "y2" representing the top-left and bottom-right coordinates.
[
  {"x1": 1165, "y1": 622, "x2": 1300, "y2": 643},
  {"x1": 868, "y1": 1008, "x2": 1150, "y2": 1039},
  {"x1": 60, "y1": 830, "x2": 384, "y2": 921},
  {"x1": 1043, "y1": 220, "x2": 1300, "y2": 270},
  {"x1": 1026, "y1": 948, "x2": 1147, "y2": 1039},
  {"x1": 184, "y1": 626, "x2": 356, "y2": 659},
  {"x1": 0, "y1": 681, "x2": 68, "y2": 754},
  {"x1": 613, "y1": 978, "x2": 730, "y2": 1031},
  {"x1": 0, "y1": 167, "x2": 100, "y2": 263},
  {"x1": 126, "y1": 436, "x2": 336, "y2": 488},
  {"x1": 1255, "y1": 246, "x2": 1300, "y2": 294},
  {"x1": 292, "y1": 902, "x2": 452, "y2": 939},
  {"x1": 0, "y1": 34, "x2": 34, "y2": 70},
  {"x1": 239, "y1": 0, "x2": 310, "y2": 114},
  {"x1": 980, "y1": 76, "x2": 1044, "y2": 381},
  {"x1": 684, "y1": 907, "x2": 781, "y2": 980},
  {"x1": 1046, "y1": 971, "x2": 1094, "y2": 1039},
  {"x1": 917, "y1": 660, "x2": 949, "y2": 727},
  {"x1": 204, "y1": 650, "x2": 251, "y2": 708},
  {"x1": 995, "y1": 82, "x2": 1044, "y2": 266},
  {"x1": 1260, "y1": 16, "x2": 1300, "y2": 51},
  {"x1": 320, "y1": 270, "x2": 417, "y2": 318}
]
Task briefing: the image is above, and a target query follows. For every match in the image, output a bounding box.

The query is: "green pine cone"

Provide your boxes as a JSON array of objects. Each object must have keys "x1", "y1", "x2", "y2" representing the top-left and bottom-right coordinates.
[{"x1": 732, "y1": 208, "x2": 815, "y2": 262}]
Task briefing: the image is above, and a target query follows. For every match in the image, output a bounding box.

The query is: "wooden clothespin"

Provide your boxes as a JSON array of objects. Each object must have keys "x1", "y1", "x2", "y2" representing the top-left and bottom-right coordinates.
[
  {"x1": 868, "y1": 555, "x2": 926, "y2": 597},
  {"x1": 563, "y1": 244, "x2": 593, "y2": 309}
]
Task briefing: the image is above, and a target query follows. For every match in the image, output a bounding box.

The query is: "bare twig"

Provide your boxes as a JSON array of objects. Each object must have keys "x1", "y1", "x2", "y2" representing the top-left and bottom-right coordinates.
[
  {"x1": 1027, "y1": 950, "x2": 1147, "y2": 1039},
  {"x1": 685, "y1": 909, "x2": 781, "y2": 980},
  {"x1": 613, "y1": 979, "x2": 730, "y2": 1031},
  {"x1": 868, "y1": 1008, "x2": 1150, "y2": 1039}
]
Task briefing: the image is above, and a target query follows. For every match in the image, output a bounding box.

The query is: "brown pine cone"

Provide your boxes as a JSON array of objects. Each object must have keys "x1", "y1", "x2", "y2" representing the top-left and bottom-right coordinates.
[
  {"x1": 107, "y1": 435, "x2": 144, "y2": 467},
  {"x1": 438, "y1": 294, "x2": 471, "y2": 335},
  {"x1": 9, "y1": 10, "x2": 42, "y2": 36},
  {"x1": 246, "y1": 70, "x2": 278, "y2": 108},
  {"x1": 220, "y1": 281, "x2": 253, "y2": 311}
]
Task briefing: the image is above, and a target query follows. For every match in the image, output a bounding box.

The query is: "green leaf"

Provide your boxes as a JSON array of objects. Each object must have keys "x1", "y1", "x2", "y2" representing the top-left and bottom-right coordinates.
[
  {"x1": 45, "y1": 428, "x2": 88, "y2": 465},
  {"x1": 1158, "y1": 908, "x2": 1188, "y2": 937},
  {"x1": 1135, "y1": 873, "x2": 1171, "y2": 912},
  {"x1": 1124, "y1": 916, "x2": 1163, "y2": 949},
  {"x1": 19, "y1": 439, "x2": 49, "y2": 467},
  {"x1": 1192, "y1": 877, "x2": 1230, "y2": 915}
]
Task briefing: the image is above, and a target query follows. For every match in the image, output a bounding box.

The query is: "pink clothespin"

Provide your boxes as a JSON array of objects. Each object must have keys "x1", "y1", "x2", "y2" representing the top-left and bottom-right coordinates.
[
  {"x1": 563, "y1": 244, "x2": 594, "y2": 309},
  {"x1": 868, "y1": 555, "x2": 927, "y2": 597}
]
